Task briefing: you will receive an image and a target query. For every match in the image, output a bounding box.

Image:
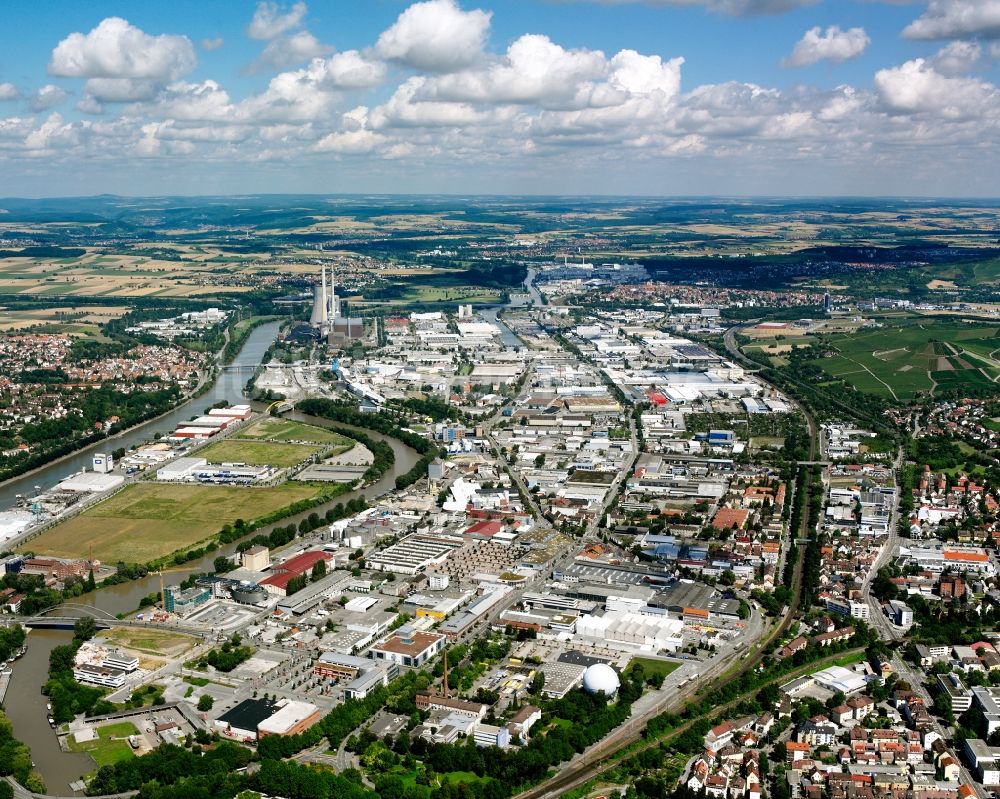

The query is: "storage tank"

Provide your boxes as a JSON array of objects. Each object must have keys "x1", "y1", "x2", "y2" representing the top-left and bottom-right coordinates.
[
  {"x1": 231, "y1": 581, "x2": 267, "y2": 605},
  {"x1": 582, "y1": 663, "x2": 620, "y2": 698}
]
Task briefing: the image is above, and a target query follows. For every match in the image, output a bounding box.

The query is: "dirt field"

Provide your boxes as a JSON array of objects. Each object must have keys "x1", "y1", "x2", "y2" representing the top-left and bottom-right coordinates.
[{"x1": 103, "y1": 628, "x2": 199, "y2": 659}]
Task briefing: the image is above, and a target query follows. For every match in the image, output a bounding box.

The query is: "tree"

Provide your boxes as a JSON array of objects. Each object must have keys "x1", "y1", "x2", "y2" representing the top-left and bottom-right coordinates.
[
  {"x1": 311, "y1": 560, "x2": 327, "y2": 580},
  {"x1": 73, "y1": 615, "x2": 97, "y2": 643},
  {"x1": 530, "y1": 670, "x2": 545, "y2": 694},
  {"x1": 197, "y1": 694, "x2": 214, "y2": 712}
]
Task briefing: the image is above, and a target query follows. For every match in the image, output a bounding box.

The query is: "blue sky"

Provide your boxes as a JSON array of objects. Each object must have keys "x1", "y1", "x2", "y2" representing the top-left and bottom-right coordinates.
[{"x1": 1, "y1": 0, "x2": 999, "y2": 196}]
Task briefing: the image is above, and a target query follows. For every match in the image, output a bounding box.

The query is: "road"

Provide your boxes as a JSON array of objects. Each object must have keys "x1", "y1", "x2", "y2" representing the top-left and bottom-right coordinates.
[
  {"x1": 863, "y1": 444, "x2": 908, "y2": 642},
  {"x1": 891, "y1": 655, "x2": 987, "y2": 799},
  {"x1": 517, "y1": 324, "x2": 820, "y2": 799},
  {"x1": 515, "y1": 648, "x2": 864, "y2": 799}
]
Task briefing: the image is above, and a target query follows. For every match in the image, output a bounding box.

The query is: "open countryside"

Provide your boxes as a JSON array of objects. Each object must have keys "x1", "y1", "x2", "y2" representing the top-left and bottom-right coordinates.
[{"x1": 811, "y1": 318, "x2": 1000, "y2": 400}]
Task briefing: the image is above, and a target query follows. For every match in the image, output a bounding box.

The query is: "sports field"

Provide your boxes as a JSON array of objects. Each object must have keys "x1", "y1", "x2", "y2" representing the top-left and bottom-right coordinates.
[
  {"x1": 198, "y1": 438, "x2": 321, "y2": 467},
  {"x1": 813, "y1": 320, "x2": 1000, "y2": 400},
  {"x1": 26, "y1": 482, "x2": 326, "y2": 564},
  {"x1": 237, "y1": 417, "x2": 354, "y2": 448}
]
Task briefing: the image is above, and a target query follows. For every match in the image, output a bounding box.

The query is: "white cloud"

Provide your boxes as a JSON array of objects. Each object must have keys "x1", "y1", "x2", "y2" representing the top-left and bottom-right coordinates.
[
  {"x1": 610, "y1": 49, "x2": 683, "y2": 97},
  {"x1": 201, "y1": 38, "x2": 224, "y2": 52},
  {"x1": 248, "y1": 2, "x2": 307, "y2": 40},
  {"x1": 932, "y1": 40, "x2": 984, "y2": 75},
  {"x1": 874, "y1": 57, "x2": 998, "y2": 115},
  {"x1": 571, "y1": 0, "x2": 817, "y2": 16},
  {"x1": 250, "y1": 30, "x2": 331, "y2": 71},
  {"x1": 376, "y1": 0, "x2": 492, "y2": 72},
  {"x1": 237, "y1": 69, "x2": 336, "y2": 122},
  {"x1": 84, "y1": 78, "x2": 160, "y2": 102},
  {"x1": 903, "y1": 0, "x2": 1000, "y2": 41},
  {"x1": 783, "y1": 25, "x2": 870, "y2": 67},
  {"x1": 404, "y1": 37, "x2": 681, "y2": 113},
  {"x1": 29, "y1": 84, "x2": 70, "y2": 111},
  {"x1": 312, "y1": 51, "x2": 387, "y2": 90},
  {"x1": 315, "y1": 128, "x2": 386, "y2": 154},
  {"x1": 49, "y1": 17, "x2": 196, "y2": 80},
  {"x1": 421, "y1": 35, "x2": 609, "y2": 107},
  {"x1": 0, "y1": 82, "x2": 20, "y2": 101},
  {"x1": 24, "y1": 113, "x2": 79, "y2": 154}
]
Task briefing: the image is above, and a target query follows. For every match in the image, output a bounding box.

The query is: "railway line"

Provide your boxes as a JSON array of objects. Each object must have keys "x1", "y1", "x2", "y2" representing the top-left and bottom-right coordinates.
[{"x1": 516, "y1": 331, "x2": 823, "y2": 799}]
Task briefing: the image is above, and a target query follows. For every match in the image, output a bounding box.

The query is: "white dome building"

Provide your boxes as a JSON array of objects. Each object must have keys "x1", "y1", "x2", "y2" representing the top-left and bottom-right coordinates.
[{"x1": 582, "y1": 663, "x2": 620, "y2": 698}]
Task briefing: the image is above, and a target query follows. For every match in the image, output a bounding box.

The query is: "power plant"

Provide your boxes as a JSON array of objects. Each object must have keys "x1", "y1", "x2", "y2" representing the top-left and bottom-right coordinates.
[
  {"x1": 305, "y1": 265, "x2": 363, "y2": 346},
  {"x1": 310, "y1": 264, "x2": 342, "y2": 332}
]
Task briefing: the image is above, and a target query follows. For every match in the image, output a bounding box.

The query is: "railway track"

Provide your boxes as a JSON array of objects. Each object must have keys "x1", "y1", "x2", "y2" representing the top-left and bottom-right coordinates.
[{"x1": 516, "y1": 338, "x2": 822, "y2": 799}]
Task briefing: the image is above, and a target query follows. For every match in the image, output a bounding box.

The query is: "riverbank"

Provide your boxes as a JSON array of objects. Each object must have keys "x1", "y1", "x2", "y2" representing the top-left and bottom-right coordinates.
[{"x1": 0, "y1": 322, "x2": 285, "y2": 512}]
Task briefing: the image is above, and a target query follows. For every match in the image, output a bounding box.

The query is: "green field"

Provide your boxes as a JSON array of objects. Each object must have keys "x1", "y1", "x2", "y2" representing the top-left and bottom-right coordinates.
[
  {"x1": 238, "y1": 417, "x2": 354, "y2": 448},
  {"x1": 624, "y1": 657, "x2": 682, "y2": 680},
  {"x1": 811, "y1": 319, "x2": 1000, "y2": 399},
  {"x1": 198, "y1": 438, "x2": 321, "y2": 467},
  {"x1": 26, "y1": 482, "x2": 327, "y2": 563},
  {"x1": 67, "y1": 722, "x2": 139, "y2": 767}
]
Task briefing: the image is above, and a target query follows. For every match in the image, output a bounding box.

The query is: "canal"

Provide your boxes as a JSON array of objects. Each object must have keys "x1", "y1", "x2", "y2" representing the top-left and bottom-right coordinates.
[
  {"x1": 3, "y1": 321, "x2": 424, "y2": 794},
  {"x1": 0, "y1": 320, "x2": 283, "y2": 511}
]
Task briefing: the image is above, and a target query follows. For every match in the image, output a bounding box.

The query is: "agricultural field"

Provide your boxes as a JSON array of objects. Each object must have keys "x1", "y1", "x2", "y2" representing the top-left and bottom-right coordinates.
[
  {"x1": 811, "y1": 319, "x2": 1000, "y2": 400},
  {"x1": 0, "y1": 251, "x2": 255, "y2": 297},
  {"x1": 66, "y1": 722, "x2": 139, "y2": 768},
  {"x1": 0, "y1": 304, "x2": 127, "y2": 334},
  {"x1": 237, "y1": 417, "x2": 355, "y2": 449},
  {"x1": 25, "y1": 482, "x2": 327, "y2": 563},
  {"x1": 198, "y1": 438, "x2": 321, "y2": 467}
]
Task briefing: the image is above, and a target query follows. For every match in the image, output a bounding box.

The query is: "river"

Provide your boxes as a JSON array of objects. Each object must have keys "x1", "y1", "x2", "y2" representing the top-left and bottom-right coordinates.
[
  {"x1": 2, "y1": 321, "x2": 423, "y2": 795},
  {"x1": 480, "y1": 267, "x2": 540, "y2": 348},
  {"x1": 0, "y1": 321, "x2": 282, "y2": 511},
  {"x1": 3, "y1": 630, "x2": 95, "y2": 793}
]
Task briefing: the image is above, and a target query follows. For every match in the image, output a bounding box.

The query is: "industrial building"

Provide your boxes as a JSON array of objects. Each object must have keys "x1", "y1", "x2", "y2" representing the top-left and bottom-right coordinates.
[{"x1": 369, "y1": 628, "x2": 446, "y2": 668}]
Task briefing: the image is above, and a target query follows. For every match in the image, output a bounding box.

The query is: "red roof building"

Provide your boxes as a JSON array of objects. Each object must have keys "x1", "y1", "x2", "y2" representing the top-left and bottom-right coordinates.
[{"x1": 259, "y1": 551, "x2": 332, "y2": 597}]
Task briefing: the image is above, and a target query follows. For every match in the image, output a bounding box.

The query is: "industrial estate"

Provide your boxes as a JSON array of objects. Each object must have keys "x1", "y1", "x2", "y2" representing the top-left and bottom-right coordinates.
[
  {"x1": 0, "y1": 194, "x2": 999, "y2": 799},
  {"x1": 1, "y1": 1, "x2": 1000, "y2": 798}
]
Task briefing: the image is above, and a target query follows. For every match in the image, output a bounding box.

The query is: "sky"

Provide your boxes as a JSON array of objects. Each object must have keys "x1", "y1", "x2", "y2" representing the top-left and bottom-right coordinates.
[{"x1": 1, "y1": 0, "x2": 1000, "y2": 197}]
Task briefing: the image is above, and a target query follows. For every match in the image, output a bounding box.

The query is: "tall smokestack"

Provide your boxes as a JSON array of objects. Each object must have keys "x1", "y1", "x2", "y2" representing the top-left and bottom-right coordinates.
[
  {"x1": 330, "y1": 267, "x2": 339, "y2": 319},
  {"x1": 321, "y1": 265, "x2": 329, "y2": 324}
]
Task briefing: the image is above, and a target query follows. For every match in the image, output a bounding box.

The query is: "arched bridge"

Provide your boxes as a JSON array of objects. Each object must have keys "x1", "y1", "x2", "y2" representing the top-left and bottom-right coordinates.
[
  {"x1": 19, "y1": 603, "x2": 117, "y2": 629},
  {"x1": 13, "y1": 604, "x2": 210, "y2": 636}
]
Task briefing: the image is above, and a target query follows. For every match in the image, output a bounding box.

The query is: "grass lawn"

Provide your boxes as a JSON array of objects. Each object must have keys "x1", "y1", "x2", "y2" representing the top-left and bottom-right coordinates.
[
  {"x1": 68, "y1": 722, "x2": 138, "y2": 767},
  {"x1": 237, "y1": 417, "x2": 354, "y2": 448},
  {"x1": 397, "y1": 768, "x2": 481, "y2": 789},
  {"x1": 624, "y1": 657, "x2": 682, "y2": 680},
  {"x1": 198, "y1": 438, "x2": 321, "y2": 467},
  {"x1": 26, "y1": 481, "x2": 327, "y2": 563}
]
